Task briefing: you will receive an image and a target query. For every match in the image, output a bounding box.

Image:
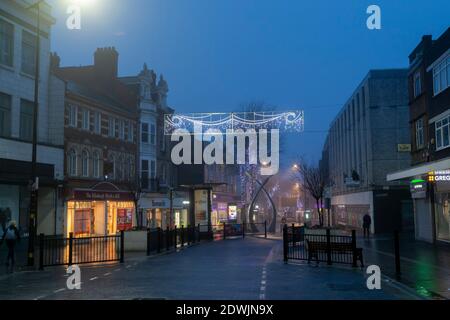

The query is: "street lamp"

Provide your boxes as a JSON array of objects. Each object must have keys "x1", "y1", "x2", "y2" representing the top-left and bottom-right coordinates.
[{"x1": 26, "y1": 0, "x2": 45, "y2": 267}]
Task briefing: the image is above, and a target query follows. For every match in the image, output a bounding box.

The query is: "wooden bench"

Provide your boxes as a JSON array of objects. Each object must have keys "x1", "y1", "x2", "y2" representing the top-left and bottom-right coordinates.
[{"x1": 306, "y1": 239, "x2": 364, "y2": 267}]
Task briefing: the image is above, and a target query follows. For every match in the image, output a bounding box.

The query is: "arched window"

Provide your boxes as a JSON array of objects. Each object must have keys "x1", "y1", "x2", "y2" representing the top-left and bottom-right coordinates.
[
  {"x1": 81, "y1": 150, "x2": 89, "y2": 177},
  {"x1": 93, "y1": 151, "x2": 100, "y2": 178},
  {"x1": 68, "y1": 149, "x2": 77, "y2": 176}
]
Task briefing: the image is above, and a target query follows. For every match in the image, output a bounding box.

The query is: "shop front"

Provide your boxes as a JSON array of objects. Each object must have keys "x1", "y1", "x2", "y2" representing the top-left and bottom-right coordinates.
[
  {"x1": 211, "y1": 192, "x2": 243, "y2": 225},
  {"x1": 388, "y1": 160, "x2": 450, "y2": 244},
  {"x1": 139, "y1": 192, "x2": 190, "y2": 230},
  {"x1": 65, "y1": 182, "x2": 135, "y2": 237}
]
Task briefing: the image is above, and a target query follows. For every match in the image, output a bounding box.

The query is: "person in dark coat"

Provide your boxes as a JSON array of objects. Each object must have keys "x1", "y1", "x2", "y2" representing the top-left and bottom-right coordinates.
[
  {"x1": 1, "y1": 220, "x2": 20, "y2": 273},
  {"x1": 363, "y1": 214, "x2": 372, "y2": 239}
]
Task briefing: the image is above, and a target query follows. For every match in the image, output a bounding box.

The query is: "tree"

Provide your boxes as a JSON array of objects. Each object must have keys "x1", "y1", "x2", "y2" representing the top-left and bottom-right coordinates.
[{"x1": 293, "y1": 159, "x2": 329, "y2": 227}]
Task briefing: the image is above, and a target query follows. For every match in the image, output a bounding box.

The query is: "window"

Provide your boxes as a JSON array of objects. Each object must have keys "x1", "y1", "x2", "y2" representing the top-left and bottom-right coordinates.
[
  {"x1": 21, "y1": 31, "x2": 36, "y2": 76},
  {"x1": 130, "y1": 157, "x2": 135, "y2": 179},
  {"x1": 415, "y1": 118, "x2": 424, "y2": 150},
  {"x1": 68, "y1": 105, "x2": 77, "y2": 127},
  {"x1": 81, "y1": 150, "x2": 89, "y2": 177},
  {"x1": 20, "y1": 99, "x2": 34, "y2": 141},
  {"x1": 93, "y1": 151, "x2": 100, "y2": 178},
  {"x1": 94, "y1": 112, "x2": 101, "y2": 134},
  {"x1": 114, "y1": 118, "x2": 118, "y2": 138},
  {"x1": 141, "y1": 123, "x2": 149, "y2": 143},
  {"x1": 128, "y1": 122, "x2": 134, "y2": 142},
  {"x1": 0, "y1": 19, "x2": 14, "y2": 67},
  {"x1": 68, "y1": 149, "x2": 77, "y2": 176},
  {"x1": 119, "y1": 120, "x2": 125, "y2": 140},
  {"x1": 150, "y1": 160, "x2": 156, "y2": 179},
  {"x1": 122, "y1": 157, "x2": 129, "y2": 181},
  {"x1": 81, "y1": 109, "x2": 90, "y2": 130},
  {"x1": 141, "y1": 160, "x2": 149, "y2": 189},
  {"x1": 150, "y1": 124, "x2": 156, "y2": 145},
  {"x1": 436, "y1": 116, "x2": 450, "y2": 150},
  {"x1": 414, "y1": 71, "x2": 422, "y2": 98},
  {"x1": 0, "y1": 92, "x2": 11, "y2": 137},
  {"x1": 433, "y1": 56, "x2": 449, "y2": 96},
  {"x1": 108, "y1": 117, "x2": 116, "y2": 137}
]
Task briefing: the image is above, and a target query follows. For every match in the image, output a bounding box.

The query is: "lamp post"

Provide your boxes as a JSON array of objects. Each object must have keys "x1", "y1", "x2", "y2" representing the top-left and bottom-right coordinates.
[{"x1": 26, "y1": 0, "x2": 44, "y2": 267}]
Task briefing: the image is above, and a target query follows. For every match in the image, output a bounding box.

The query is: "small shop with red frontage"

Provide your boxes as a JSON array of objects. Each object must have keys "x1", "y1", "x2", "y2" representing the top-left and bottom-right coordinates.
[{"x1": 64, "y1": 182, "x2": 136, "y2": 237}]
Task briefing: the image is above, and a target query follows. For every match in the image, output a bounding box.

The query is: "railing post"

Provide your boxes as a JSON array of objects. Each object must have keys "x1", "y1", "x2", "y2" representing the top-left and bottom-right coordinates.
[
  {"x1": 223, "y1": 223, "x2": 226, "y2": 240},
  {"x1": 39, "y1": 233, "x2": 44, "y2": 271},
  {"x1": 326, "y1": 229, "x2": 332, "y2": 266},
  {"x1": 197, "y1": 224, "x2": 200, "y2": 243},
  {"x1": 68, "y1": 232, "x2": 73, "y2": 266},
  {"x1": 146, "y1": 228, "x2": 151, "y2": 256},
  {"x1": 351, "y1": 230, "x2": 357, "y2": 268},
  {"x1": 166, "y1": 226, "x2": 170, "y2": 251},
  {"x1": 394, "y1": 230, "x2": 401, "y2": 279},
  {"x1": 181, "y1": 225, "x2": 185, "y2": 247},
  {"x1": 283, "y1": 224, "x2": 288, "y2": 263},
  {"x1": 157, "y1": 227, "x2": 161, "y2": 253},
  {"x1": 174, "y1": 225, "x2": 178, "y2": 250},
  {"x1": 243, "y1": 223, "x2": 245, "y2": 239},
  {"x1": 120, "y1": 230, "x2": 124, "y2": 263},
  {"x1": 187, "y1": 225, "x2": 191, "y2": 245},
  {"x1": 291, "y1": 224, "x2": 295, "y2": 248},
  {"x1": 264, "y1": 220, "x2": 267, "y2": 239}
]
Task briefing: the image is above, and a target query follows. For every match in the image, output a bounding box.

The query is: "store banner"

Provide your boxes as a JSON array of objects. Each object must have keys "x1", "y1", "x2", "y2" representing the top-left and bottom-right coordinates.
[{"x1": 117, "y1": 208, "x2": 133, "y2": 231}]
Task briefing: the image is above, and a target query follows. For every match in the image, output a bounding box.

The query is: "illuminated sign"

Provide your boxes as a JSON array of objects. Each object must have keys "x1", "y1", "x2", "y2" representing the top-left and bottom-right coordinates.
[
  {"x1": 428, "y1": 170, "x2": 450, "y2": 182},
  {"x1": 410, "y1": 179, "x2": 427, "y2": 199},
  {"x1": 228, "y1": 205, "x2": 237, "y2": 221}
]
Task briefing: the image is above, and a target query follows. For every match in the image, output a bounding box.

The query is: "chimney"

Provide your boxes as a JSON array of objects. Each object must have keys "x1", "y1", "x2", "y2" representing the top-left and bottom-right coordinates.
[
  {"x1": 94, "y1": 47, "x2": 119, "y2": 79},
  {"x1": 50, "y1": 52, "x2": 60, "y2": 72}
]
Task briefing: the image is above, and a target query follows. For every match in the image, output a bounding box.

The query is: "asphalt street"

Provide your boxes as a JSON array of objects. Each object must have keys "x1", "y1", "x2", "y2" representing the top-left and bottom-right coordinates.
[{"x1": 0, "y1": 237, "x2": 421, "y2": 300}]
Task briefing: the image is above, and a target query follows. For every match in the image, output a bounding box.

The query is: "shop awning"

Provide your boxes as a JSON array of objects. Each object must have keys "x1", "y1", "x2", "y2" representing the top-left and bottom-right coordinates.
[{"x1": 387, "y1": 158, "x2": 450, "y2": 181}]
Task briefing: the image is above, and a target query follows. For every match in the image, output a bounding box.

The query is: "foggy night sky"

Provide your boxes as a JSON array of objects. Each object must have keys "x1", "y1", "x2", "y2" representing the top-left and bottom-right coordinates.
[{"x1": 48, "y1": 0, "x2": 450, "y2": 167}]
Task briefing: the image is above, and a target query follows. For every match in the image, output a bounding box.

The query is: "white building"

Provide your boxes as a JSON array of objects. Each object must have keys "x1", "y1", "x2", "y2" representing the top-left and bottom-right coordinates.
[{"x1": 0, "y1": 0, "x2": 64, "y2": 236}]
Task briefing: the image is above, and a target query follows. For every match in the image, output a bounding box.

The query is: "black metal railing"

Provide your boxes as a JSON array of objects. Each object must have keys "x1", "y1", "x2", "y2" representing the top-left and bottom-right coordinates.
[
  {"x1": 39, "y1": 231, "x2": 124, "y2": 270},
  {"x1": 283, "y1": 225, "x2": 363, "y2": 267},
  {"x1": 146, "y1": 225, "x2": 200, "y2": 256}
]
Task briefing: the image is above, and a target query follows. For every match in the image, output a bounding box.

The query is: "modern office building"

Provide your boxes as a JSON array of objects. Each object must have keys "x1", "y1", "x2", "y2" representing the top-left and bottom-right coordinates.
[{"x1": 324, "y1": 69, "x2": 413, "y2": 234}]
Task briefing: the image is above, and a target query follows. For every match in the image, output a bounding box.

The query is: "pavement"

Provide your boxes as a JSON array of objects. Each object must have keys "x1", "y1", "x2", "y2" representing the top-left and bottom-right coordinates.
[
  {"x1": 0, "y1": 237, "x2": 421, "y2": 300},
  {"x1": 357, "y1": 233, "x2": 450, "y2": 300}
]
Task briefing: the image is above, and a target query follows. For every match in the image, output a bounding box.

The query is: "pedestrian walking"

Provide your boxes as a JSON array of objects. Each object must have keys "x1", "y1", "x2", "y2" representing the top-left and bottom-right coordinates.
[
  {"x1": 363, "y1": 214, "x2": 372, "y2": 239},
  {"x1": 1, "y1": 220, "x2": 20, "y2": 273}
]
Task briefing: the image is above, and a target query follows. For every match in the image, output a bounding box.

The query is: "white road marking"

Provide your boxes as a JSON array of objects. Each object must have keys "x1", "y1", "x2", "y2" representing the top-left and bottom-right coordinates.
[
  {"x1": 115, "y1": 268, "x2": 121, "y2": 272},
  {"x1": 34, "y1": 296, "x2": 46, "y2": 300},
  {"x1": 261, "y1": 280, "x2": 266, "y2": 285},
  {"x1": 54, "y1": 288, "x2": 65, "y2": 293},
  {"x1": 104, "y1": 272, "x2": 112, "y2": 276},
  {"x1": 90, "y1": 277, "x2": 98, "y2": 281},
  {"x1": 126, "y1": 265, "x2": 131, "y2": 268}
]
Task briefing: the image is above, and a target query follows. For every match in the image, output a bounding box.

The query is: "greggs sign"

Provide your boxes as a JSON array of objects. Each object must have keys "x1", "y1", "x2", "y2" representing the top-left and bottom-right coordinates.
[{"x1": 428, "y1": 170, "x2": 450, "y2": 182}]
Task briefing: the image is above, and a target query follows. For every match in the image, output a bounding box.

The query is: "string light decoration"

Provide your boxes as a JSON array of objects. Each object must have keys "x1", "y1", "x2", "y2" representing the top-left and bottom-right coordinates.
[{"x1": 164, "y1": 111, "x2": 304, "y2": 135}]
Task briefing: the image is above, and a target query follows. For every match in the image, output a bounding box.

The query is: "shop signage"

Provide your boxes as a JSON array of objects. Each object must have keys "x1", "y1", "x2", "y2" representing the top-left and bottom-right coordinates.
[
  {"x1": 73, "y1": 190, "x2": 134, "y2": 201},
  {"x1": 410, "y1": 179, "x2": 427, "y2": 199},
  {"x1": 428, "y1": 170, "x2": 450, "y2": 182},
  {"x1": 397, "y1": 144, "x2": 411, "y2": 152},
  {"x1": 117, "y1": 208, "x2": 133, "y2": 231},
  {"x1": 228, "y1": 205, "x2": 237, "y2": 221}
]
